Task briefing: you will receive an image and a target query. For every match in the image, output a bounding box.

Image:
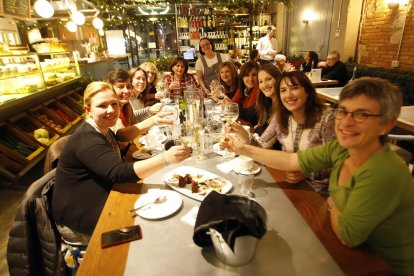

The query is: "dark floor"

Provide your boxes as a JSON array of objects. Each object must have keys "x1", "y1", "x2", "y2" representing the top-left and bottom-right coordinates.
[{"x1": 0, "y1": 162, "x2": 44, "y2": 276}]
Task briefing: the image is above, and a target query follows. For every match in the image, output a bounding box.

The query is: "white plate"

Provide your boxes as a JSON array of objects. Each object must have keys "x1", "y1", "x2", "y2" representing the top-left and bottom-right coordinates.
[
  {"x1": 233, "y1": 163, "x2": 261, "y2": 175},
  {"x1": 162, "y1": 166, "x2": 233, "y2": 201},
  {"x1": 213, "y1": 143, "x2": 226, "y2": 156},
  {"x1": 132, "y1": 150, "x2": 155, "y2": 160},
  {"x1": 139, "y1": 134, "x2": 167, "y2": 145},
  {"x1": 134, "y1": 190, "x2": 182, "y2": 219}
]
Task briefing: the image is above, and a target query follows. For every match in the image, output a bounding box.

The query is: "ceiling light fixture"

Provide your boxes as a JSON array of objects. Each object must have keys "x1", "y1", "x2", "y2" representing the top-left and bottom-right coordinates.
[
  {"x1": 34, "y1": 0, "x2": 54, "y2": 18},
  {"x1": 71, "y1": 11, "x2": 86, "y2": 25},
  {"x1": 66, "y1": 21, "x2": 78, "y2": 32},
  {"x1": 92, "y1": 17, "x2": 104, "y2": 29}
]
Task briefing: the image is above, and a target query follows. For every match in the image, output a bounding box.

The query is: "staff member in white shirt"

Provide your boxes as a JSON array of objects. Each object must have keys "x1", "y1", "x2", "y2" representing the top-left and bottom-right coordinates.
[{"x1": 256, "y1": 25, "x2": 278, "y2": 65}]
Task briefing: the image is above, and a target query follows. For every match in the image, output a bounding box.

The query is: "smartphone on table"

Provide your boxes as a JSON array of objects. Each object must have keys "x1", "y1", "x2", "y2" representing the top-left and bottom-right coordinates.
[{"x1": 101, "y1": 225, "x2": 142, "y2": 248}]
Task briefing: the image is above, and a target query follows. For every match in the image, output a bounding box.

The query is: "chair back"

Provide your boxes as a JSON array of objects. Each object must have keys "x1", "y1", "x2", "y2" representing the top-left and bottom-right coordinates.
[{"x1": 44, "y1": 135, "x2": 71, "y2": 174}]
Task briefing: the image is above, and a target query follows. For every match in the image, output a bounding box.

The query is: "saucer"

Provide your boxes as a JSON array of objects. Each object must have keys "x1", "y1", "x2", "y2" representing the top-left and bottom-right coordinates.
[
  {"x1": 132, "y1": 150, "x2": 155, "y2": 160},
  {"x1": 233, "y1": 163, "x2": 261, "y2": 175}
]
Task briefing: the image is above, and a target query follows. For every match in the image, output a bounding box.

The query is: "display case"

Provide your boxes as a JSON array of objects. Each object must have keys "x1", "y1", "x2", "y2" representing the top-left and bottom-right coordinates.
[
  {"x1": 175, "y1": 4, "x2": 253, "y2": 55},
  {"x1": 0, "y1": 51, "x2": 80, "y2": 105}
]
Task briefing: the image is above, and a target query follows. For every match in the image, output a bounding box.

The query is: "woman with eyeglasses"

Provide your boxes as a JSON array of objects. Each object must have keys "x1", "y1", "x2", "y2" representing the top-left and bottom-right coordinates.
[
  {"x1": 140, "y1": 62, "x2": 160, "y2": 106},
  {"x1": 52, "y1": 81, "x2": 191, "y2": 239},
  {"x1": 107, "y1": 68, "x2": 171, "y2": 142},
  {"x1": 195, "y1": 37, "x2": 228, "y2": 96},
  {"x1": 223, "y1": 77, "x2": 414, "y2": 275},
  {"x1": 229, "y1": 69, "x2": 335, "y2": 182}
]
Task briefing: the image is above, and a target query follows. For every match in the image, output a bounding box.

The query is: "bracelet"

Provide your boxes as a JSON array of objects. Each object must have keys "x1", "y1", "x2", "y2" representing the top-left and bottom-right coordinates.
[{"x1": 161, "y1": 152, "x2": 170, "y2": 166}]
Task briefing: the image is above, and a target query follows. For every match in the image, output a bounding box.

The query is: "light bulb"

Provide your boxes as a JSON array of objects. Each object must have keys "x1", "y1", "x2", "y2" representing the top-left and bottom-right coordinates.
[
  {"x1": 98, "y1": 29, "x2": 105, "y2": 36},
  {"x1": 66, "y1": 21, "x2": 77, "y2": 32},
  {"x1": 92, "y1": 18, "x2": 104, "y2": 29},
  {"x1": 71, "y1": 11, "x2": 85, "y2": 25},
  {"x1": 34, "y1": 0, "x2": 54, "y2": 18}
]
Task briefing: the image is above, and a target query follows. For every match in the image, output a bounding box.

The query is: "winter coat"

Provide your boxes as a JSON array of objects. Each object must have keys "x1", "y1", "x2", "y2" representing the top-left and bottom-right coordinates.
[{"x1": 7, "y1": 169, "x2": 66, "y2": 276}]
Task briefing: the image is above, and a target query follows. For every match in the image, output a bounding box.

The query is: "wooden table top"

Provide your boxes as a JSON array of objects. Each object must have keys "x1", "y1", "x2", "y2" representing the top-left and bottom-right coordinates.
[
  {"x1": 312, "y1": 79, "x2": 339, "y2": 88},
  {"x1": 77, "y1": 165, "x2": 389, "y2": 276}
]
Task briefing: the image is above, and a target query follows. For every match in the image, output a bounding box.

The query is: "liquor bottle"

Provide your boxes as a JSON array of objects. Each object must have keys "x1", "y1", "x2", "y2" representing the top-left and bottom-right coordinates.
[
  {"x1": 350, "y1": 66, "x2": 357, "y2": 81},
  {"x1": 179, "y1": 88, "x2": 187, "y2": 115}
]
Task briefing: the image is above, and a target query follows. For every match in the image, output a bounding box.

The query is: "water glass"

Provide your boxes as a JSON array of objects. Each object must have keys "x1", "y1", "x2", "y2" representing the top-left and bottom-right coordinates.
[{"x1": 239, "y1": 174, "x2": 254, "y2": 198}]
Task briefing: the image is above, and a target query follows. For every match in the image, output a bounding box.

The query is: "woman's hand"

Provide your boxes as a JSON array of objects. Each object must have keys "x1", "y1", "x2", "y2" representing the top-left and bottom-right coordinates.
[
  {"x1": 164, "y1": 145, "x2": 192, "y2": 164},
  {"x1": 169, "y1": 80, "x2": 180, "y2": 90},
  {"x1": 151, "y1": 111, "x2": 174, "y2": 126},
  {"x1": 227, "y1": 122, "x2": 250, "y2": 144},
  {"x1": 285, "y1": 171, "x2": 306, "y2": 184},
  {"x1": 220, "y1": 134, "x2": 245, "y2": 155},
  {"x1": 148, "y1": 103, "x2": 163, "y2": 115}
]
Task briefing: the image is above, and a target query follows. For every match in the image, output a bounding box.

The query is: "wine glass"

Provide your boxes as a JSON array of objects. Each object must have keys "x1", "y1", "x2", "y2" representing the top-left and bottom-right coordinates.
[{"x1": 221, "y1": 102, "x2": 239, "y2": 159}]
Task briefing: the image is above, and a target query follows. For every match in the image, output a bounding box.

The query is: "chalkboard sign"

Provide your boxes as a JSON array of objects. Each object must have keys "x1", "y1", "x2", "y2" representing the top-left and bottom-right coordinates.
[{"x1": 1, "y1": 0, "x2": 30, "y2": 19}]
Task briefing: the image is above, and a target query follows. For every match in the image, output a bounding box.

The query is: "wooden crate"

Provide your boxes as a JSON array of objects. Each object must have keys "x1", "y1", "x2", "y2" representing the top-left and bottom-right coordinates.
[
  {"x1": 58, "y1": 94, "x2": 85, "y2": 117},
  {"x1": 67, "y1": 90, "x2": 84, "y2": 106},
  {"x1": 30, "y1": 105, "x2": 72, "y2": 135},
  {"x1": 0, "y1": 122, "x2": 45, "y2": 165},
  {"x1": 8, "y1": 113, "x2": 60, "y2": 147},
  {"x1": 45, "y1": 99, "x2": 82, "y2": 126}
]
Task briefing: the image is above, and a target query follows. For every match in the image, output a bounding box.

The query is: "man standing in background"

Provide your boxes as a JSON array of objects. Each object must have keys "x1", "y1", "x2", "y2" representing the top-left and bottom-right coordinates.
[{"x1": 256, "y1": 25, "x2": 278, "y2": 65}]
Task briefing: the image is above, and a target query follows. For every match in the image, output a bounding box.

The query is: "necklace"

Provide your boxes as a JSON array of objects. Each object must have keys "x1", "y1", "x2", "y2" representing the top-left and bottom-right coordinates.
[
  {"x1": 243, "y1": 87, "x2": 251, "y2": 97},
  {"x1": 290, "y1": 117, "x2": 304, "y2": 152}
]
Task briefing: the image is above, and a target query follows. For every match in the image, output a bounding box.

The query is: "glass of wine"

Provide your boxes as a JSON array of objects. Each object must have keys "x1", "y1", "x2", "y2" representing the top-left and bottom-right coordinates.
[{"x1": 221, "y1": 102, "x2": 239, "y2": 159}]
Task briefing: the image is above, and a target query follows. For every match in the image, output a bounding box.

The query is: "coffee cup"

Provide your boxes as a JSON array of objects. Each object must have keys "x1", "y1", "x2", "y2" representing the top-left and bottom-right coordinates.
[{"x1": 238, "y1": 155, "x2": 254, "y2": 171}]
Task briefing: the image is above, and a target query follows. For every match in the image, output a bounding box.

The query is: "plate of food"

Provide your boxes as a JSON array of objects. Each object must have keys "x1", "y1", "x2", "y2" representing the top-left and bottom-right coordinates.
[{"x1": 162, "y1": 166, "x2": 232, "y2": 201}]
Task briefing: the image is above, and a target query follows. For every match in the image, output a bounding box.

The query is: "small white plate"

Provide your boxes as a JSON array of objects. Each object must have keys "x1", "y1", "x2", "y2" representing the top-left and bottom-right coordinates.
[
  {"x1": 132, "y1": 150, "x2": 155, "y2": 160},
  {"x1": 134, "y1": 190, "x2": 182, "y2": 220},
  {"x1": 139, "y1": 134, "x2": 167, "y2": 145},
  {"x1": 213, "y1": 143, "x2": 226, "y2": 156},
  {"x1": 233, "y1": 163, "x2": 261, "y2": 175}
]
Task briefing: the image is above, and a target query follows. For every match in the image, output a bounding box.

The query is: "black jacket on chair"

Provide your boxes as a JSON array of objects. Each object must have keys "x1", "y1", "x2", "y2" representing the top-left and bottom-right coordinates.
[{"x1": 7, "y1": 169, "x2": 66, "y2": 276}]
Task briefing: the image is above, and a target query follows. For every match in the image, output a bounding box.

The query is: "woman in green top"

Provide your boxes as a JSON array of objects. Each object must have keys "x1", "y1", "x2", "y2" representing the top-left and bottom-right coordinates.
[{"x1": 222, "y1": 77, "x2": 414, "y2": 275}]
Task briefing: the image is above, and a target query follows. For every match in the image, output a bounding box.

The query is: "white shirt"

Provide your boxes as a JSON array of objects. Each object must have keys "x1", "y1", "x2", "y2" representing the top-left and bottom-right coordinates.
[
  {"x1": 195, "y1": 53, "x2": 229, "y2": 73},
  {"x1": 256, "y1": 35, "x2": 278, "y2": 61}
]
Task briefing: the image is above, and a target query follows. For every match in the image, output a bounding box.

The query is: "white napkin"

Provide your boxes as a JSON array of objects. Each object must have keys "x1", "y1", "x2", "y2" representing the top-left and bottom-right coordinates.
[
  {"x1": 216, "y1": 159, "x2": 237, "y2": 173},
  {"x1": 181, "y1": 206, "x2": 199, "y2": 226}
]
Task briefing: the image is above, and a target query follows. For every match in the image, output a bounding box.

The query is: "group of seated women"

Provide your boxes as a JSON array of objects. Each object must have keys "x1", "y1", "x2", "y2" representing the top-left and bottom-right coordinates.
[{"x1": 51, "y1": 42, "x2": 413, "y2": 274}]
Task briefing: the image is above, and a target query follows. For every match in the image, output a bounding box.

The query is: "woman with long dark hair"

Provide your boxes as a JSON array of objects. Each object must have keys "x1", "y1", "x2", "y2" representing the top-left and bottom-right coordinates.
[{"x1": 302, "y1": 51, "x2": 319, "y2": 72}]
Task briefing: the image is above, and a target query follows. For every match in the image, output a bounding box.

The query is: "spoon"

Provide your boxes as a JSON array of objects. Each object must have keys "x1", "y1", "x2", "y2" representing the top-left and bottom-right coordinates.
[{"x1": 128, "y1": 195, "x2": 167, "y2": 214}]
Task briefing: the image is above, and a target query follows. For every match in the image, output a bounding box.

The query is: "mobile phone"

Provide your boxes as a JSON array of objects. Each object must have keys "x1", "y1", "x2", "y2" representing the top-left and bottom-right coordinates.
[{"x1": 101, "y1": 225, "x2": 142, "y2": 248}]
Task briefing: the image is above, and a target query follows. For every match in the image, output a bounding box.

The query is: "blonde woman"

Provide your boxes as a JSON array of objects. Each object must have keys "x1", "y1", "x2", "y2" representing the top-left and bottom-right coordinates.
[
  {"x1": 52, "y1": 81, "x2": 191, "y2": 238},
  {"x1": 140, "y1": 62, "x2": 160, "y2": 106}
]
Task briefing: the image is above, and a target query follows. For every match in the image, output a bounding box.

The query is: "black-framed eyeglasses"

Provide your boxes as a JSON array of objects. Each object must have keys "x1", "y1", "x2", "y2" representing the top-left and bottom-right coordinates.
[
  {"x1": 333, "y1": 108, "x2": 383, "y2": 123},
  {"x1": 200, "y1": 42, "x2": 211, "y2": 48}
]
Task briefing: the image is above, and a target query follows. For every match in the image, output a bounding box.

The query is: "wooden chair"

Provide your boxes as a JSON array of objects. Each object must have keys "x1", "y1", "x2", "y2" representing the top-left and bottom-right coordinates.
[{"x1": 43, "y1": 135, "x2": 71, "y2": 174}]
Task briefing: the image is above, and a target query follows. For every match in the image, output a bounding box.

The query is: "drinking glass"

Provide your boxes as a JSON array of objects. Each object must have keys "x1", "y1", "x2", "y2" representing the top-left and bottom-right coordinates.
[
  {"x1": 239, "y1": 174, "x2": 255, "y2": 198},
  {"x1": 221, "y1": 102, "x2": 239, "y2": 159}
]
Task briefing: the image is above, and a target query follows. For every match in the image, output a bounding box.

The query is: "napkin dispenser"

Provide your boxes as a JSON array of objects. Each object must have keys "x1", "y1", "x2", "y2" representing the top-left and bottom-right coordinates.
[
  {"x1": 193, "y1": 192, "x2": 267, "y2": 266},
  {"x1": 207, "y1": 228, "x2": 258, "y2": 266},
  {"x1": 310, "y1": 68, "x2": 322, "y2": 82}
]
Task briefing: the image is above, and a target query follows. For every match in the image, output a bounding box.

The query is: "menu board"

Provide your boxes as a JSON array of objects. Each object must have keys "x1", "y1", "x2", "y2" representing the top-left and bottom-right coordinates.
[{"x1": 1, "y1": 0, "x2": 30, "y2": 19}]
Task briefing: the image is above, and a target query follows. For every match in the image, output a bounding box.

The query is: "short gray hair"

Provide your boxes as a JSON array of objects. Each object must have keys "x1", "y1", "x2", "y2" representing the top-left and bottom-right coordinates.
[
  {"x1": 340, "y1": 77, "x2": 402, "y2": 123},
  {"x1": 328, "y1": 50, "x2": 340, "y2": 59}
]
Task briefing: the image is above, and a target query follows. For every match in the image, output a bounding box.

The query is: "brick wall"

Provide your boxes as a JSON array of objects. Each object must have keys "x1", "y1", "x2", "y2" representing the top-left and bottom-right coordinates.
[{"x1": 358, "y1": 0, "x2": 414, "y2": 70}]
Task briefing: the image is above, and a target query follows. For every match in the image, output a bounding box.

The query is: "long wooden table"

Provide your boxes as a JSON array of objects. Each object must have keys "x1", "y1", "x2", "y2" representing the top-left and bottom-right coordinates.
[
  {"x1": 312, "y1": 79, "x2": 339, "y2": 88},
  {"x1": 77, "y1": 165, "x2": 389, "y2": 275}
]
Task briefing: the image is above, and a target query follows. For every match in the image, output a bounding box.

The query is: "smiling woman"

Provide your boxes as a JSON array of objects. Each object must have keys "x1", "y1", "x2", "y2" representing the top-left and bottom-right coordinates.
[
  {"x1": 52, "y1": 81, "x2": 191, "y2": 241},
  {"x1": 222, "y1": 77, "x2": 414, "y2": 275}
]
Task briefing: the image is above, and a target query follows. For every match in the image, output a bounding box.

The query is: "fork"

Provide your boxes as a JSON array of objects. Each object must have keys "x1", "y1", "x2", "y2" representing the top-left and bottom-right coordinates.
[{"x1": 128, "y1": 195, "x2": 166, "y2": 214}]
